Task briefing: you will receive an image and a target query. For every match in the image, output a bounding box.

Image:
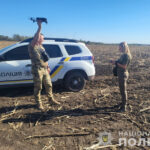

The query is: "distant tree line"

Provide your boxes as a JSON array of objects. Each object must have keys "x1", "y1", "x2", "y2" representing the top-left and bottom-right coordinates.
[
  {"x1": 0, "y1": 34, "x2": 120, "y2": 45},
  {"x1": 0, "y1": 34, "x2": 31, "y2": 41}
]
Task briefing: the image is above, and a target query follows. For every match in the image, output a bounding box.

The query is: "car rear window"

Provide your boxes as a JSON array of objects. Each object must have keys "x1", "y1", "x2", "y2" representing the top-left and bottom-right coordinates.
[
  {"x1": 43, "y1": 44, "x2": 63, "y2": 58},
  {"x1": 65, "y1": 45, "x2": 82, "y2": 55}
]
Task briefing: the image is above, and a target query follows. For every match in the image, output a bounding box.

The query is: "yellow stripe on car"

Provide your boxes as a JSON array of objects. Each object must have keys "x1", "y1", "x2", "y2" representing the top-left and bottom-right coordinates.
[
  {"x1": 64, "y1": 57, "x2": 70, "y2": 62},
  {"x1": 50, "y1": 65, "x2": 64, "y2": 78},
  {"x1": 0, "y1": 80, "x2": 33, "y2": 84},
  {"x1": 50, "y1": 57, "x2": 70, "y2": 78}
]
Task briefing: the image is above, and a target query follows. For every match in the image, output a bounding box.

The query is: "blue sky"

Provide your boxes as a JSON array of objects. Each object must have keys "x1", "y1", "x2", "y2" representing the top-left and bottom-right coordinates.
[{"x1": 0, "y1": 0, "x2": 150, "y2": 44}]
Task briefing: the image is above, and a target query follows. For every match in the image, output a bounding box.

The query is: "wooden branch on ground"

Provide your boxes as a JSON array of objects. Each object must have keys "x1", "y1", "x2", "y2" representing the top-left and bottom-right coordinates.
[
  {"x1": 140, "y1": 106, "x2": 150, "y2": 113},
  {"x1": 84, "y1": 143, "x2": 121, "y2": 150},
  {"x1": 25, "y1": 132, "x2": 91, "y2": 140},
  {"x1": 0, "y1": 102, "x2": 20, "y2": 122}
]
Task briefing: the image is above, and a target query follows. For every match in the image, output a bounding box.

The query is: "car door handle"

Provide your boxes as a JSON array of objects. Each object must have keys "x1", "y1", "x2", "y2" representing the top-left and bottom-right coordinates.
[{"x1": 25, "y1": 64, "x2": 32, "y2": 67}]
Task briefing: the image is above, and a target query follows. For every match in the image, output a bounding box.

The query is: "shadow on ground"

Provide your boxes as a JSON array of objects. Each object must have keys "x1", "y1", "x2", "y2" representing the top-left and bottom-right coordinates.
[
  {"x1": 0, "y1": 84, "x2": 68, "y2": 97},
  {"x1": 1, "y1": 104, "x2": 121, "y2": 124}
]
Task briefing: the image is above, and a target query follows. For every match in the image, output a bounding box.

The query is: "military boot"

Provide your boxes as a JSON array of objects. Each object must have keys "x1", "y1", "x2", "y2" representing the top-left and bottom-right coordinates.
[
  {"x1": 49, "y1": 97, "x2": 60, "y2": 105},
  {"x1": 36, "y1": 102, "x2": 44, "y2": 111},
  {"x1": 118, "y1": 104, "x2": 126, "y2": 112}
]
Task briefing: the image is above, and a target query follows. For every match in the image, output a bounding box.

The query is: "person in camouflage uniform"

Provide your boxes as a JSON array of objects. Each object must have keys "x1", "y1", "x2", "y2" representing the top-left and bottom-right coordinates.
[
  {"x1": 28, "y1": 20, "x2": 60, "y2": 110},
  {"x1": 111, "y1": 42, "x2": 132, "y2": 112}
]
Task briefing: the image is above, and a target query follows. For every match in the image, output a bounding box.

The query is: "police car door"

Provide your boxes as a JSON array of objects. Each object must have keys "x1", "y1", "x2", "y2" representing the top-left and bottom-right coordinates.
[
  {"x1": 43, "y1": 44, "x2": 64, "y2": 82},
  {"x1": 0, "y1": 45, "x2": 32, "y2": 86}
]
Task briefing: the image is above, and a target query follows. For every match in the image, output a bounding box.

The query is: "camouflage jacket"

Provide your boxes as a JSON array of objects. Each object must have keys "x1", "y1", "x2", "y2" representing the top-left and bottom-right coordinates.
[{"x1": 28, "y1": 44, "x2": 47, "y2": 70}]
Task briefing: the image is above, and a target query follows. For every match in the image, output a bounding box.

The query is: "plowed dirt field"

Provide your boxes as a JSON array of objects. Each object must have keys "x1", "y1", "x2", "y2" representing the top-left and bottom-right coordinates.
[{"x1": 0, "y1": 41, "x2": 150, "y2": 150}]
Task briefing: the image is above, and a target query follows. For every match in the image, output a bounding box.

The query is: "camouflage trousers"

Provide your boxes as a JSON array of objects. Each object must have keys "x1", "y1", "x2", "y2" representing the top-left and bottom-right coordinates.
[
  {"x1": 32, "y1": 67, "x2": 53, "y2": 105},
  {"x1": 118, "y1": 71, "x2": 129, "y2": 106}
]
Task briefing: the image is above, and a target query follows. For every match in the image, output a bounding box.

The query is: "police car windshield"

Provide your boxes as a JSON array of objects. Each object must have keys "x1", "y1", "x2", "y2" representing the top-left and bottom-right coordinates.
[{"x1": 0, "y1": 44, "x2": 16, "y2": 54}]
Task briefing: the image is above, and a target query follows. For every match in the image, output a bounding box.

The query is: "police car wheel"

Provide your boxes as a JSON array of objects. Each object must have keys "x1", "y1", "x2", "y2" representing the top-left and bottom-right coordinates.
[{"x1": 65, "y1": 72, "x2": 85, "y2": 92}]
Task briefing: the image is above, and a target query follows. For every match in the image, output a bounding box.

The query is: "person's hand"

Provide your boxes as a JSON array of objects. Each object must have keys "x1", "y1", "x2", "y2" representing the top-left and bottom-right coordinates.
[
  {"x1": 45, "y1": 62, "x2": 51, "y2": 73},
  {"x1": 37, "y1": 20, "x2": 42, "y2": 27},
  {"x1": 47, "y1": 66, "x2": 51, "y2": 73}
]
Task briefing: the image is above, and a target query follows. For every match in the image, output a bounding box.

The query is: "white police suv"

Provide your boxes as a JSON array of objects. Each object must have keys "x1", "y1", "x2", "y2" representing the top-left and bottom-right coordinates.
[{"x1": 0, "y1": 38, "x2": 95, "y2": 91}]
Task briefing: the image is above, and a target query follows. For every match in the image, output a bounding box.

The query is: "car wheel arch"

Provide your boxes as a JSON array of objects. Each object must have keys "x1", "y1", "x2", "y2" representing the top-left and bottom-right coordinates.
[
  {"x1": 63, "y1": 69, "x2": 88, "y2": 92},
  {"x1": 63, "y1": 69, "x2": 88, "y2": 81}
]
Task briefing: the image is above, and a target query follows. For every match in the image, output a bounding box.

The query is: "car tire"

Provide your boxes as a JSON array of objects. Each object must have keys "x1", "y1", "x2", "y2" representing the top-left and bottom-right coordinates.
[{"x1": 65, "y1": 72, "x2": 86, "y2": 92}]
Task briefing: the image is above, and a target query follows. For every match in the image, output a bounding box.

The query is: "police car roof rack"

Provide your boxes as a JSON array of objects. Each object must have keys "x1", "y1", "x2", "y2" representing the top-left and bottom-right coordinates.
[{"x1": 20, "y1": 38, "x2": 78, "y2": 43}]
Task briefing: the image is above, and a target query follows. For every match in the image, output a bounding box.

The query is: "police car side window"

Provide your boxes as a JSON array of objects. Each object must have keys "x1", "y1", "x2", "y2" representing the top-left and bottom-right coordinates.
[
  {"x1": 4, "y1": 46, "x2": 30, "y2": 61},
  {"x1": 43, "y1": 44, "x2": 63, "y2": 58},
  {"x1": 65, "y1": 45, "x2": 82, "y2": 55}
]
